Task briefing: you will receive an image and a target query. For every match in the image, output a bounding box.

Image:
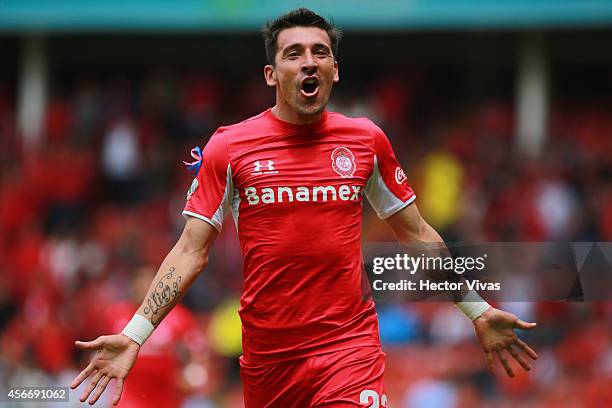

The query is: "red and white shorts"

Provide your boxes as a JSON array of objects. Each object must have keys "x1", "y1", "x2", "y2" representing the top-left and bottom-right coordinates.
[{"x1": 240, "y1": 346, "x2": 388, "y2": 408}]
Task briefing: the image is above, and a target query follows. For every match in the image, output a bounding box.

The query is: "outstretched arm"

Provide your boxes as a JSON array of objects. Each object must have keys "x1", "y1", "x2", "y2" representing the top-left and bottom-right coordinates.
[
  {"x1": 70, "y1": 216, "x2": 218, "y2": 405},
  {"x1": 384, "y1": 203, "x2": 538, "y2": 377}
]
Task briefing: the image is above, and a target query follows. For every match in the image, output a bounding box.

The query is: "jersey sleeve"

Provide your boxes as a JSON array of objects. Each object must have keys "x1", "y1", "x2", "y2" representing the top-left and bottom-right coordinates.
[
  {"x1": 365, "y1": 124, "x2": 416, "y2": 219},
  {"x1": 182, "y1": 129, "x2": 233, "y2": 231}
]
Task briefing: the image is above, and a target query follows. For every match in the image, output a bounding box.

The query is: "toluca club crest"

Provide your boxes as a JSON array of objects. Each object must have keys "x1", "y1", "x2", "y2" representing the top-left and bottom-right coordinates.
[{"x1": 331, "y1": 147, "x2": 356, "y2": 178}]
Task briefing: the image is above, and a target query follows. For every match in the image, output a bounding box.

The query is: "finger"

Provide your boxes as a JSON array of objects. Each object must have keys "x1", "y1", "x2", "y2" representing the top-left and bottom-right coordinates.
[
  {"x1": 516, "y1": 338, "x2": 538, "y2": 360},
  {"x1": 75, "y1": 336, "x2": 106, "y2": 350},
  {"x1": 113, "y1": 378, "x2": 124, "y2": 406},
  {"x1": 507, "y1": 345, "x2": 531, "y2": 371},
  {"x1": 514, "y1": 319, "x2": 537, "y2": 330},
  {"x1": 485, "y1": 351, "x2": 495, "y2": 376},
  {"x1": 496, "y1": 350, "x2": 514, "y2": 377},
  {"x1": 89, "y1": 375, "x2": 111, "y2": 405},
  {"x1": 80, "y1": 370, "x2": 102, "y2": 402},
  {"x1": 71, "y1": 362, "x2": 95, "y2": 389}
]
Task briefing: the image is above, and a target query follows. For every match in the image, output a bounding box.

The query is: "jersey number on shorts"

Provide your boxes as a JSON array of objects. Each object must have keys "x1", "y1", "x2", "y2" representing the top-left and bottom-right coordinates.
[{"x1": 359, "y1": 390, "x2": 388, "y2": 407}]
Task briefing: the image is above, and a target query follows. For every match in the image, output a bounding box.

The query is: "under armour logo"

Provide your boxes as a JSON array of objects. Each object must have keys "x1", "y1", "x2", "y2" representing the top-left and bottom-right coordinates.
[{"x1": 253, "y1": 160, "x2": 275, "y2": 172}]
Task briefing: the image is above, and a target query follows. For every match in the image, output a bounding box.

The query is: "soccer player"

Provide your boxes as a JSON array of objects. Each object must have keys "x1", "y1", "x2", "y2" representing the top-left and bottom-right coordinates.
[{"x1": 71, "y1": 8, "x2": 537, "y2": 407}]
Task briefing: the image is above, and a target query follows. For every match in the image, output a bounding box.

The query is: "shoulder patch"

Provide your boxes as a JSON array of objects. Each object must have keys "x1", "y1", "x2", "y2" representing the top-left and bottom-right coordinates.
[{"x1": 186, "y1": 178, "x2": 199, "y2": 200}]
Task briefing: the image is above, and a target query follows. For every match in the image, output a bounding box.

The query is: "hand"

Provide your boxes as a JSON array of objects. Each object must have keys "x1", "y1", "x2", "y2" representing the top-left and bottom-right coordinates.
[
  {"x1": 70, "y1": 334, "x2": 140, "y2": 405},
  {"x1": 473, "y1": 307, "x2": 538, "y2": 377}
]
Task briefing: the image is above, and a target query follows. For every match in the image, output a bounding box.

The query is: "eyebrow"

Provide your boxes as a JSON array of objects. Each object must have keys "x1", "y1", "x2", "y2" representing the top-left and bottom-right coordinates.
[{"x1": 281, "y1": 42, "x2": 332, "y2": 54}]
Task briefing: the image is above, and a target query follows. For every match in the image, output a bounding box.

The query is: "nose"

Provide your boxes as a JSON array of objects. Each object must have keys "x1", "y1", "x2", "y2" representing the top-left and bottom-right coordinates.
[{"x1": 301, "y1": 50, "x2": 317, "y2": 75}]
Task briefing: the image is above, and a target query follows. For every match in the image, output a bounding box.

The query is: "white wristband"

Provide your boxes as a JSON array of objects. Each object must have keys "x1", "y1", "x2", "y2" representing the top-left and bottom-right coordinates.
[
  {"x1": 455, "y1": 290, "x2": 491, "y2": 321},
  {"x1": 121, "y1": 314, "x2": 154, "y2": 346}
]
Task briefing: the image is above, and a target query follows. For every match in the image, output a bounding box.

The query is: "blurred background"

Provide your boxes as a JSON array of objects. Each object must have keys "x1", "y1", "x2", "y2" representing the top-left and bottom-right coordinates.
[{"x1": 1, "y1": 1, "x2": 612, "y2": 406}]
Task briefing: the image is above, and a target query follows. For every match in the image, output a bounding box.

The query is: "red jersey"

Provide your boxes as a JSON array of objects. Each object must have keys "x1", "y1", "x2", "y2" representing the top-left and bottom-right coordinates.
[{"x1": 183, "y1": 109, "x2": 415, "y2": 364}]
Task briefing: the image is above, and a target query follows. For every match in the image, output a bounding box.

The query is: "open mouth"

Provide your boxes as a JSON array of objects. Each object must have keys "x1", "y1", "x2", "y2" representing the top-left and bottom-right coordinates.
[{"x1": 300, "y1": 77, "x2": 319, "y2": 97}]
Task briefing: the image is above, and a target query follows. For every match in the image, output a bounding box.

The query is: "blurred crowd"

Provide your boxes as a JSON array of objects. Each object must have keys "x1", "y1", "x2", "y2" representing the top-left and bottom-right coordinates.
[{"x1": 1, "y1": 64, "x2": 612, "y2": 407}]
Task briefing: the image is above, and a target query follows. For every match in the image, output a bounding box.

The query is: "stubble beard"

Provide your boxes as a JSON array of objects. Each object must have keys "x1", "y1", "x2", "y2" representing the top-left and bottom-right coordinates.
[
  {"x1": 295, "y1": 100, "x2": 325, "y2": 117},
  {"x1": 277, "y1": 79, "x2": 330, "y2": 121},
  {"x1": 293, "y1": 88, "x2": 328, "y2": 118}
]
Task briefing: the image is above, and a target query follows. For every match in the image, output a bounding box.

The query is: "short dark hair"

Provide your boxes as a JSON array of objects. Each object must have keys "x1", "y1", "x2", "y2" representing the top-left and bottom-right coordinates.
[{"x1": 262, "y1": 8, "x2": 342, "y2": 65}]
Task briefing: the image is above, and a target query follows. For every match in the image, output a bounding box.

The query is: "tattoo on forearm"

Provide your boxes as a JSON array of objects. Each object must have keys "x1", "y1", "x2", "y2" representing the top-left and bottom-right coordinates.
[{"x1": 143, "y1": 267, "x2": 182, "y2": 325}]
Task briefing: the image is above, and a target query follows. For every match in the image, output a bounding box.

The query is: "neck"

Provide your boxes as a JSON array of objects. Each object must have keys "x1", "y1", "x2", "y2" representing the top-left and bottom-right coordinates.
[{"x1": 271, "y1": 102, "x2": 324, "y2": 125}]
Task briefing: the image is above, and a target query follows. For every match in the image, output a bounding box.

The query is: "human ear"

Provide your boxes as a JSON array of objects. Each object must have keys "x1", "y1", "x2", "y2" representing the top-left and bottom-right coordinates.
[
  {"x1": 264, "y1": 65, "x2": 277, "y2": 87},
  {"x1": 333, "y1": 60, "x2": 340, "y2": 83}
]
